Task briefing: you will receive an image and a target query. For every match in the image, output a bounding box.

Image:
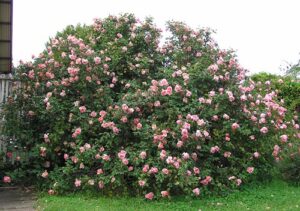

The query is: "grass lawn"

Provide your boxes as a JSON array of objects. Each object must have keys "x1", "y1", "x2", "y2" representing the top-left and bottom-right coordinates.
[{"x1": 36, "y1": 180, "x2": 300, "y2": 211}]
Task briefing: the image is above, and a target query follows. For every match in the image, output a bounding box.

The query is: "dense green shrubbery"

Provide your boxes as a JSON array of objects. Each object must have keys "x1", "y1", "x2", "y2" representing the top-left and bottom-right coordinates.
[
  {"x1": 251, "y1": 72, "x2": 300, "y2": 113},
  {"x1": 1, "y1": 14, "x2": 299, "y2": 199},
  {"x1": 277, "y1": 144, "x2": 300, "y2": 185}
]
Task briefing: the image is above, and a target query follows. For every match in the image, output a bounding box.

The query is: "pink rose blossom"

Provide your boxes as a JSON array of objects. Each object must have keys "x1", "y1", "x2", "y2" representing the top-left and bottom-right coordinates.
[
  {"x1": 186, "y1": 90, "x2": 192, "y2": 97},
  {"x1": 193, "y1": 167, "x2": 200, "y2": 175},
  {"x1": 223, "y1": 114, "x2": 230, "y2": 120},
  {"x1": 40, "y1": 147, "x2": 47, "y2": 157},
  {"x1": 79, "y1": 163, "x2": 85, "y2": 169},
  {"x1": 259, "y1": 118, "x2": 266, "y2": 124},
  {"x1": 145, "y1": 192, "x2": 154, "y2": 200},
  {"x1": 173, "y1": 161, "x2": 180, "y2": 169},
  {"x1": 60, "y1": 90, "x2": 66, "y2": 97},
  {"x1": 253, "y1": 152, "x2": 260, "y2": 158},
  {"x1": 231, "y1": 123, "x2": 240, "y2": 131},
  {"x1": 143, "y1": 164, "x2": 149, "y2": 173},
  {"x1": 198, "y1": 97, "x2": 205, "y2": 103},
  {"x1": 224, "y1": 151, "x2": 231, "y2": 158},
  {"x1": 84, "y1": 143, "x2": 91, "y2": 150},
  {"x1": 225, "y1": 133, "x2": 231, "y2": 141},
  {"x1": 122, "y1": 158, "x2": 129, "y2": 165},
  {"x1": 118, "y1": 150, "x2": 127, "y2": 160},
  {"x1": 149, "y1": 167, "x2": 158, "y2": 174},
  {"x1": 75, "y1": 179, "x2": 81, "y2": 187},
  {"x1": 174, "y1": 84, "x2": 182, "y2": 92},
  {"x1": 121, "y1": 116, "x2": 128, "y2": 123},
  {"x1": 138, "y1": 180, "x2": 146, "y2": 187},
  {"x1": 159, "y1": 79, "x2": 169, "y2": 87},
  {"x1": 3, "y1": 176, "x2": 11, "y2": 183},
  {"x1": 212, "y1": 115, "x2": 219, "y2": 121},
  {"x1": 128, "y1": 166, "x2": 134, "y2": 171},
  {"x1": 260, "y1": 127, "x2": 268, "y2": 134},
  {"x1": 86, "y1": 76, "x2": 92, "y2": 82},
  {"x1": 79, "y1": 106, "x2": 86, "y2": 113},
  {"x1": 210, "y1": 146, "x2": 220, "y2": 154},
  {"x1": 161, "y1": 191, "x2": 169, "y2": 198},
  {"x1": 176, "y1": 141, "x2": 183, "y2": 148},
  {"x1": 185, "y1": 170, "x2": 192, "y2": 176},
  {"x1": 162, "y1": 168, "x2": 169, "y2": 175},
  {"x1": 228, "y1": 176, "x2": 236, "y2": 180},
  {"x1": 64, "y1": 153, "x2": 69, "y2": 160},
  {"x1": 236, "y1": 179, "x2": 242, "y2": 186},
  {"x1": 79, "y1": 147, "x2": 85, "y2": 153},
  {"x1": 280, "y1": 134, "x2": 288, "y2": 143},
  {"x1": 97, "y1": 169, "x2": 103, "y2": 175},
  {"x1": 122, "y1": 46, "x2": 128, "y2": 52},
  {"x1": 203, "y1": 130, "x2": 210, "y2": 137},
  {"x1": 90, "y1": 111, "x2": 97, "y2": 118},
  {"x1": 140, "y1": 151, "x2": 147, "y2": 159},
  {"x1": 71, "y1": 156, "x2": 78, "y2": 163},
  {"x1": 196, "y1": 52, "x2": 202, "y2": 57},
  {"x1": 240, "y1": 94, "x2": 247, "y2": 101},
  {"x1": 191, "y1": 153, "x2": 198, "y2": 161},
  {"x1": 200, "y1": 176, "x2": 212, "y2": 186},
  {"x1": 94, "y1": 57, "x2": 101, "y2": 64},
  {"x1": 41, "y1": 170, "x2": 48, "y2": 178},
  {"x1": 251, "y1": 116, "x2": 257, "y2": 122},
  {"x1": 247, "y1": 167, "x2": 254, "y2": 174},
  {"x1": 72, "y1": 127, "x2": 81, "y2": 138},
  {"x1": 98, "y1": 181, "x2": 104, "y2": 189},
  {"x1": 48, "y1": 189, "x2": 55, "y2": 195},
  {"x1": 154, "y1": 101, "x2": 161, "y2": 107},
  {"x1": 193, "y1": 188, "x2": 200, "y2": 196},
  {"x1": 44, "y1": 133, "x2": 50, "y2": 143},
  {"x1": 160, "y1": 89, "x2": 166, "y2": 96},
  {"x1": 166, "y1": 86, "x2": 173, "y2": 95},
  {"x1": 151, "y1": 80, "x2": 159, "y2": 86},
  {"x1": 182, "y1": 152, "x2": 190, "y2": 160},
  {"x1": 102, "y1": 154, "x2": 110, "y2": 161}
]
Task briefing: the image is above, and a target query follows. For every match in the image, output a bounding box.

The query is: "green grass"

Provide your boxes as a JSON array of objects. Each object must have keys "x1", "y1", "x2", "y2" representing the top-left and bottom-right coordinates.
[{"x1": 36, "y1": 180, "x2": 300, "y2": 211}]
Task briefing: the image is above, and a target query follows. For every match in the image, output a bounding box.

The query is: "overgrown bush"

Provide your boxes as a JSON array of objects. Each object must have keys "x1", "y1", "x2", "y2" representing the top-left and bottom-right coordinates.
[{"x1": 1, "y1": 14, "x2": 299, "y2": 199}]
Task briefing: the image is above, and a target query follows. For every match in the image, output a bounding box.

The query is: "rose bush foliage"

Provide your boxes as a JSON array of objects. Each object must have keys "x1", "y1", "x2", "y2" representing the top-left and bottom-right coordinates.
[{"x1": 1, "y1": 14, "x2": 299, "y2": 198}]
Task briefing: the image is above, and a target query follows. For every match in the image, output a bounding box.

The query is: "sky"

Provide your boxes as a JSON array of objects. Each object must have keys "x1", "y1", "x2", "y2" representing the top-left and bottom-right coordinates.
[{"x1": 13, "y1": 0, "x2": 300, "y2": 75}]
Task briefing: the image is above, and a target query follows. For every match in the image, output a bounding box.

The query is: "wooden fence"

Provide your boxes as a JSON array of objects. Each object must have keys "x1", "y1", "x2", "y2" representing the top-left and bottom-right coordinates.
[{"x1": 0, "y1": 74, "x2": 16, "y2": 164}]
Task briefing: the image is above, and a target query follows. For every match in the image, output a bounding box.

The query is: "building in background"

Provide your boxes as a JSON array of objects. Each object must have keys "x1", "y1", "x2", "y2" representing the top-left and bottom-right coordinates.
[{"x1": 0, "y1": 0, "x2": 13, "y2": 74}]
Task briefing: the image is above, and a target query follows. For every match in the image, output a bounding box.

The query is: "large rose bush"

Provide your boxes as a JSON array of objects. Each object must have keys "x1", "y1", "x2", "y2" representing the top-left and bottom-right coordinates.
[{"x1": 1, "y1": 14, "x2": 299, "y2": 198}]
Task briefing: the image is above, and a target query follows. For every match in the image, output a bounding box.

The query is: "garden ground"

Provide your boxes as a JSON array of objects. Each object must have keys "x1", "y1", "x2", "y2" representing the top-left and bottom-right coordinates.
[{"x1": 36, "y1": 179, "x2": 300, "y2": 211}]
